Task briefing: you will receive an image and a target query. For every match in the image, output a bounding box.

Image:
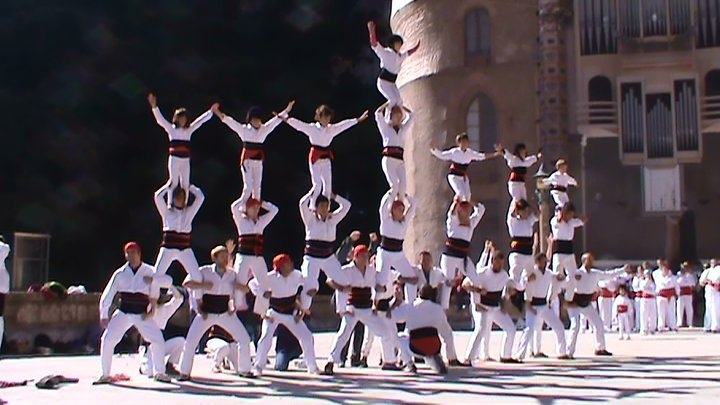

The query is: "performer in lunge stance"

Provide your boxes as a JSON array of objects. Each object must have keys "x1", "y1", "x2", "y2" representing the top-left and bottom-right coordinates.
[
  {"x1": 506, "y1": 199, "x2": 539, "y2": 326},
  {"x1": 676, "y1": 262, "x2": 696, "y2": 328},
  {"x1": 153, "y1": 182, "x2": 205, "y2": 279},
  {"x1": 298, "y1": 189, "x2": 352, "y2": 313},
  {"x1": 147, "y1": 93, "x2": 212, "y2": 198},
  {"x1": 96, "y1": 242, "x2": 170, "y2": 384},
  {"x1": 439, "y1": 199, "x2": 485, "y2": 310},
  {"x1": 463, "y1": 243, "x2": 520, "y2": 364},
  {"x1": 514, "y1": 252, "x2": 570, "y2": 360},
  {"x1": 376, "y1": 190, "x2": 418, "y2": 302},
  {"x1": 253, "y1": 254, "x2": 320, "y2": 376},
  {"x1": 564, "y1": 250, "x2": 626, "y2": 358},
  {"x1": 281, "y1": 105, "x2": 368, "y2": 199},
  {"x1": 542, "y1": 159, "x2": 577, "y2": 208},
  {"x1": 550, "y1": 203, "x2": 585, "y2": 278},
  {"x1": 231, "y1": 196, "x2": 279, "y2": 312},
  {"x1": 323, "y1": 245, "x2": 398, "y2": 375},
  {"x1": 503, "y1": 144, "x2": 541, "y2": 201},
  {"x1": 0, "y1": 236, "x2": 9, "y2": 353},
  {"x1": 140, "y1": 283, "x2": 186, "y2": 377},
  {"x1": 613, "y1": 285, "x2": 633, "y2": 340},
  {"x1": 638, "y1": 269, "x2": 657, "y2": 335},
  {"x1": 367, "y1": 20, "x2": 420, "y2": 107},
  {"x1": 178, "y1": 246, "x2": 254, "y2": 380},
  {"x1": 213, "y1": 101, "x2": 295, "y2": 203},
  {"x1": 375, "y1": 102, "x2": 413, "y2": 196},
  {"x1": 653, "y1": 260, "x2": 679, "y2": 332},
  {"x1": 414, "y1": 251, "x2": 446, "y2": 302},
  {"x1": 430, "y1": 134, "x2": 502, "y2": 200}
]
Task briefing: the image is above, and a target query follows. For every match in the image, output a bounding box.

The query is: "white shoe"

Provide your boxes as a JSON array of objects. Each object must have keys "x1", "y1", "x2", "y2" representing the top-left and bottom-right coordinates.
[{"x1": 252, "y1": 366, "x2": 263, "y2": 377}]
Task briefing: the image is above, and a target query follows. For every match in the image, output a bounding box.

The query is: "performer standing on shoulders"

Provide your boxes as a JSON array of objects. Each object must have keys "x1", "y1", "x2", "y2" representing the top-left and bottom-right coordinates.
[
  {"x1": 213, "y1": 101, "x2": 295, "y2": 204},
  {"x1": 376, "y1": 190, "x2": 418, "y2": 302},
  {"x1": 367, "y1": 20, "x2": 420, "y2": 107},
  {"x1": 0, "y1": 236, "x2": 9, "y2": 353},
  {"x1": 280, "y1": 105, "x2": 368, "y2": 199},
  {"x1": 506, "y1": 199, "x2": 538, "y2": 327},
  {"x1": 96, "y1": 242, "x2": 170, "y2": 384},
  {"x1": 152, "y1": 182, "x2": 204, "y2": 279},
  {"x1": 430, "y1": 134, "x2": 502, "y2": 201},
  {"x1": 542, "y1": 159, "x2": 577, "y2": 208},
  {"x1": 550, "y1": 203, "x2": 585, "y2": 278},
  {"x1": 147, "y1": 93, "x2": 212, "y2": 200},
  {"x1": 375, "y1": 102, "x2": 413, "y2": 196},
  {"x1": 504, "y1": 144, "x2": 541, "y2": 201}
]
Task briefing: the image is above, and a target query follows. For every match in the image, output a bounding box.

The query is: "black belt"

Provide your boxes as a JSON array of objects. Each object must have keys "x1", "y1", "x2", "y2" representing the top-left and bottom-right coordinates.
[
  {"x1": 443, "y1": 237, "x2": 470, "y2": 258},
  {"x1": 270, "y1": 296, "x2": 297, "y2": 315},
  {"x1": 480, "y1": 290, "x2": 503, "y2": 307},
  {"x1": 161, "y1": 231, "x2": 191, "y2": 250},
  {"x1": 348, "y1": 287, "x2": 373, "y2": 309},
  {"x1": 304, "y1": 240, "x2": 335, "y2": 259},
  {"x1": 201, "y1": 294, "x2": 230, "y2": 314},
  {"x1": 0, "y1": 293, "x2": 5, "y2": 316},
  {"x1": 531, "y1": 297, "x2": 547, "y2": 306},
  {"x1": 572, "y1": 293, "x2": 594, "y2": 308},
  {"x1": 509, "y1": 166, "x2": 527, "y2": 182},
  {"x1": 168, "y1": 140, "x2": 191, "y2": 158},
  {"x1": 449, "y1": 163, "x2": 469, "y2": 176},
  {"x1": 553, "y1": 240, "x2": 574, "y2": 255},
  {"x1": 510, "y1": 236, "x2": 533, "y2": 255},
  {"x1": 378, "y1": 68, "x2": 398, "y2": 82},
  {"x1": 238, "y1": 234, "x2": 264, "y2": 256},
  {"x1": 380, "y1": 236, "x2": 403, "y2": 252},
  {"x1": 118, "y1": 292, "x2": 150, "y2": 314},
  {"x1": 382, "y1": 146, "x2": 404, "y2": 160},
  {"x1": 551, "y1": 185, "x2": 568, "y2": 192}
]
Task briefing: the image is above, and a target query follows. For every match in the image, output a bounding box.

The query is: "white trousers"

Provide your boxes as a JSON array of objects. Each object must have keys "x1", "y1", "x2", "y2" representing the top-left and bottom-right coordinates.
[
  {"x1": 633, "y1": 298, "x2": 641, "y2": 331},
  {"x1": 101, "y1": 311, "x2": 166, "y2": 376},
  {"x1": 515, "y1": 304, "x2": 566, "y2": 359},
  {"x1": 376, "y1": 248, "x2": 417, "y2": 303},
  {"x1": 206, "y1": 338, "x2": 239, "y2": 371},
  {"x1": 465, "y1": 306, "x2": 516, "y2": 361},
  {"x1": 597, "y1": 296, "x2": 613, "y2": 331},
  {"x1": 710, "y1": 291, "x2": 720, "y2": 331},
  {"x1": 240, "y1": 159, "x2": 263, "y2": 202},
  {"x1": 377, "y1": 78, "x2": 403, "y2": 107},
  {"x1": 447, "y1": 175, "x2": 471, "y2": 201},
  {"x1": 534, "y1": 296, "x2": 561, "y2": 353},
  {"x1": 381, "y1": 157, "x2": 406, "y2": 196},
  {"x1": 550, "y1": 190, "x2": 569, "y2": 207},
  {"x1": 656, "y1": 296, "x2": 676, "y2": 330},
  {"x1": 507, "y1": 181, "x2": 527, "y2": 201},
  {"x1": 309, "y1": 159, "x2": 332, "y2": 199},
  {"x1": 330, "y1": 309, "x2": 396, "y2": 364},
  {"x1": 552, "y1": 253, "x2": 578, "y2": 278},
  {"x1": 140, "y1": 337, "x2": 185, "y2": 375},
  {"x1": 362, "y1": 311, "x2": 397, "y2": 359},
  {"x1": 180, "y1": 313, "x2": 251, "y2": 375},
  {"x1": 676, "y1": 294, "x2": 693, "y2": 327},
  {"x1": 301, "y1": 255, "x2": 347, "y2": 312},
  {"x1": 617, "y1": 313, "x2": 631, "y2": 338},
  {"x1": 566, "y1": 305, "x2": 606, "y2": 356},
  {"x1": 168, "y1": 156, "x2": 190, "y2": 195},
  {"x1": 0, "y1": 317, "x2": 3, "y2": 353},
  {"x1": 255, "y1": 310, "x2": 319, "y2": 374},
  {"x1": 235, "y1": 254, "x2": 267, "y2": 312},
  {"x1": 154, "y1": 247, "x2": 200, "y2": 279},
  {"x1": 639, "y1": 298, "x2": 657, "y2": 333},
  {"x1": 704, "y1": 292, "x2": 712, "y2": 330},
  {"x1": 439, "y1": 254, "x2": 474, "y2": 310},
  {"x1": 508, "y1": 253, "x2": 534, "y2": 286}
]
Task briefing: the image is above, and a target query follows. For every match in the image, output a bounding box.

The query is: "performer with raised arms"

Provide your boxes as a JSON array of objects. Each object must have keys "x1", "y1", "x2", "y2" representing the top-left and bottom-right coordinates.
[
  {"x1": 506, "y1": 199, "x2": 539, "y2": 326},
  {"x1": 503, "y1": 143, "x2": 541, "y2": 201},
  {"x1": 376, "y1": 190, "x2": 418, "y2": 302},
  {"x1": 367, "y1": 20, "x2": 420, "y2": 107},
  {"x1": 550, "y1": 203, "x2": 585, "y2": 279},
  {"x1": 542, "y1": 159, "x2": 578, "y2": 208},
  {"x1": 375, "y1": 102, "x2": 413, "y2": 196}
]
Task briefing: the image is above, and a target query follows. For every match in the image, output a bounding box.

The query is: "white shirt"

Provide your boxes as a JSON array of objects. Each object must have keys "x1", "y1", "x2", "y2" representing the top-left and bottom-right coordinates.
[
  {"x1": 613, "y1": 295, "x2": 633, "y2": 316},
  {"x1": 285, "y1": 117, "x2": 359, "y2": 147},
  {"x1": 265, "y1": 269, "x2": 304, "y2": 299},
  {"x1": 598, "y1": 279, "x2": 617, "y2": 292},
  {"x1": 542, "y1": 171, "x2": 577, "y2": 188},
  {"x1": 572, "y1": 266, "x2": 625, "y2": 295},
  {"x1": 446, "y1": 203, "x2": 485, "y2": 241},
  {"x1": 342, "y1": 263, "x2": 378, "y2": 289},
  {"x1": 152, "y1": 107, "x2": 213, "y2": 142},
  {"x1": 415, "y1": 266, "x2": 446, "y2": 290},
  {"x1": 507, "y1": 210, "x2": 538, "y2": 238},
  {"x1": 700, "y1": 268, "x2": 714, "y2": 296},
  {"x1": 523, "y1": 267, "x2": 563, "y2": 300},
  {"x1": 706, "y1": 266, "x2": 720, "y2": 291},
  {"x1": 379, "y1": 192, "x2": 416, "y2": 239},
  {"x1": 676, "y1": 272, "x2": 697, "y2": 287},
  {"x1": 639, "y1": 277, "x2": 656, "y2": 295},
  {"x1": 195, "y1": 264, "x2": 239, "y2": 297},
  {"x1": 652, "y1": 269, "x2": 678, "y2": 293},
  {"x1": 154, "y1": 184, "x2": 205, "y2": 233},
  {"x1": 231, "y1": 200, "x2": 279, "y2": 236},
  {"x1": 99, "y1": 262, "x2": 158, "y2": 320},
  {"x1": 466, "y1": 266, "x2": 513, "y2": 305},
  {"x1": 153, "y1": 295, "x2": 184, "y2": 330},
  {"x1": 431, "y1": 147, "x2": 486, "y2": 164},
  {"x1": 550, "y1": 217, "x2": 584, "y2": 241},
  {"x1": 375, "y1": 109, "x2": 413, "y2": 148},
  {"x1": 371, "y1": 44, "x2": 409, "y2": 75},
  {"x1": 0, "y1": 242, "x2": 10, "y2": 293},
  {"x1": 503, "y1": 151, "x2": 538, "y2": 169},
  {"x1": 299, "y1": 192, "x2": 351, "y2": 242},
  {"x1": 392, "y1": 299, "x2": 451, "y2": 332},
  {"x1": 221, "y1": 114, "x2": 284, "y2": 144}
]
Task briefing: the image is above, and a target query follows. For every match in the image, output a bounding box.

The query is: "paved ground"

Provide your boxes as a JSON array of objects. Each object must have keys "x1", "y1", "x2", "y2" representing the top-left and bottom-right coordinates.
[{"x1": 1, "y1": 330, "x2": 719, "y2": 404}]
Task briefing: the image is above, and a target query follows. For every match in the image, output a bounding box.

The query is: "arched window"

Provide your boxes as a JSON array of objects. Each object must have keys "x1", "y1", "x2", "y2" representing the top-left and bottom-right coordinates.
[
  {"x1": 588, "y1": 75, "x2": 613, "y2": 125},
  {"x1": 466, "y1": 93, "x2": 497, "y2": 151},
  {"x1": 465, "y1": 8, "x2": 491, "y2": 59},
  {"x1": 704, "y1": 69, "x2": 720, "y2": 96}
]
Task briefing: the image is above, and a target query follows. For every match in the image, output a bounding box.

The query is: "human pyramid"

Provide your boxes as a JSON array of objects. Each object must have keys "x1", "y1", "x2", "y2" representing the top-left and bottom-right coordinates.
[{"x1": 94, "y1": 20, "x2": 626, "y2": 384}]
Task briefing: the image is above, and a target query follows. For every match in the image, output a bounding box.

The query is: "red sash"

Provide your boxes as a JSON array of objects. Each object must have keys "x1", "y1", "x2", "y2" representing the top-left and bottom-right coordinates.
[
  {"x1": 600, "y1": 288, "x2": 615, "y2": 298},
  {"x1": 617, "y1": 304, "x2": 629, "y2": 314},
  {"x1": 409, "y1": 327, "x2": 441, "y2": 356},
  {"x1": 679, "y1": 286, "x2": 693, "y2": 296},
  {"x1": 658, "y1": 288, "x2": 675, "y2": 298},
  {"x1": 309, "y1": 145, "x2": 334, "y2": 163}
]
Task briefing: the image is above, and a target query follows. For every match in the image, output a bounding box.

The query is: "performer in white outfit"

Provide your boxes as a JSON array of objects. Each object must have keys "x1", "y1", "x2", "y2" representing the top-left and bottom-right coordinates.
[
  {"x1": 675, "y1": 262, "x2": 696, "y2": 328},
  {"x1": 506, "y1": 199, "x2": 538, "y2": 323},
  {"x1": 653, "y1": 261, "x2": 679, "y2": 332},
  {"x1": 514, "y1": 252, "x2": 569, "y2": 360},
  {"x1": 140, "y1": 284, "x2": 185, "y2": 376},
  {"x1": 375, "y1": 102, "x2": 413, "y2": 196},
  {"x1": 376, "y1": 190, "x2": 417, "y2": 302},
  {"x1": 503, "y1": 144, "x2": 541, "y2": 201},
  {"x1": 152, "y1": 182, "x2": 204, "y2": 279},
  {"x1": 430, "y1": 133, "x2": 501, "y2": 200},
  {"x1": 281, "y1": 105, "x2": 368, "y2": 199},
  {"x1": 213, "y1": 101, "x2": 294, "y2": 203},
  {"x1": 564, "y1": 251, "x2": 625, "y2": 358},
  {"x1": 147, "y1": 93, "x2": 212, "y2": 197},
  {"x1": 253, "y1": 254, "x2": 320, "y2": 376},
  {"x1": 631, "y1": 266, "x2": 644, "y2": 332},
  {"x1": 638, "y1": 269, "x2": 657, "y2": 335},
  {"x1": 178, "y1": 246, "x2": 253, "y2": 380},
  {"x1": 541, "y1": 159, "x2": 577, "y2": 208},
  {"x1": 298, "y1": 190, "x2": 352, "y2": 313},
  {"x1": 550, "y1": 203, "x2": 585, "y2": 278},
  {"x1": 0, "y1": 237, "x2": 11, "y2": 353},
  {"x1": 367, "y1": 20, "x2": 420, "y2": 107},
  {"x1": 96, "y1": 242, "x2": 170, "y2": 384},
  {"x1": 414, "y1": 251, "x2": 446, "y2": 302},
  {"x1": 704, "y1": 264, "x2": 720, "y2": 332},
  {"x1": 439, "y1": 200, "x2": 485, "y2": 310},
  {"x1": 463, "y1": 247, "x2": 520, "y2": 364},
  {"x1": 597, "y1": 278, "x2": 618, "y2": 332},
  {"x1": 323, "y1": 245, "x2": 398, "y2": 375},
  {"x1": 231, "y1": 197, "x2": 279, "y2": 312},
  {"x1": 613, "y1": 285, "x2": 633, "y2": 340},
  {"x1": 699, "y1": 262, "x2": 717, "y2": 332}
]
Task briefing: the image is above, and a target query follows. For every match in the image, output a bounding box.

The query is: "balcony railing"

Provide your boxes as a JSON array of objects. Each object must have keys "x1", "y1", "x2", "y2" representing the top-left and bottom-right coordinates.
[
  {"x1": 576, "y1": 101, "x2": 619, "y2": 136},
  {"x1": 701, "y1": 95, "x2": 720, "y2": 132}
]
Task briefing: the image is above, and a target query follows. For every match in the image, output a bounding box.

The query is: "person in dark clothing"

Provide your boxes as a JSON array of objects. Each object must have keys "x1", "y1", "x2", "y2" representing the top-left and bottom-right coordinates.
[
  {"x1": 237, "y1": 292, "x2": 261, "y2": 350},
  {"x1": 274, "y1": 324, "x2": 303, "y2": 371}
]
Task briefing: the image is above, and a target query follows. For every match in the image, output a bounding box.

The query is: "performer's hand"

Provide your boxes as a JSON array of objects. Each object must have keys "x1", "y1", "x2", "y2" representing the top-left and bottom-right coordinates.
[
  {"x1": 582, "y1": 216, "x2": 589, "y2": 224},
  {"x1": 475, "y1": 304, "x2": 487, "y2": 312},
  {"x1": 556, "y1": 273, "x2": 565, "y2": 281},
  {"x1": 527, "y1": 273, "x2": 537, "y2": 282},
  {"x1": 263, "y1": 290, "x2": 272, "y2": 298},
  {"x1": 100, "y1": 318, "x2": 109, "y2": 329},
  {"x1": 201, "y1": 311, "x2": 208, "y2": 320},
  {"x1": 143, "y1": 303, "x2": 156, "y2": 321},
  {"x1": 375, "y1": 284, "x2": 387, "y2": 293},
  {"x1": 235, "y1": 283, "x2": 250, "y2": 293},
  {"x1": 143, "y1": 276, "x2": 153, "y2": 285},
  {"x1": 225, "y1": 239, "x2": 236, "y2": 254},
  {"x1": 537, "y1": 152, "x2": 543, "y2": 159},
  {"x1": 528, "y1": 306, "x2": 537, "y2": 315},
  {"x1": 285, "y1": 100, "x2": 295, "y2": 112},
  {"x1": 147, "y1": 93, "x2": 157, "y2": 108},
  {"x1": 293, "y1": 310, "x2": 305, "y2": 323},
  {"x1": 478, "y1": 288, "x2": 487, "y2": 295},
  {"x1": 211, "y1": 102, "x2": 220, "y2": 113},
  {"x1": 574, "y1": 274, "x2": 582, "y2": 281},
  {"x1": 367, "y1": 21, "x2": 376, "y2": 31},
  {"x1": 342, "y1": 285, "x2": 352, "y2": 293},
  {"x1": 358, "y1": 110, "x2": 369, "y2": 122},
  {"x1": 307, "y1": 288, "x2": 318, "y2": 297}
]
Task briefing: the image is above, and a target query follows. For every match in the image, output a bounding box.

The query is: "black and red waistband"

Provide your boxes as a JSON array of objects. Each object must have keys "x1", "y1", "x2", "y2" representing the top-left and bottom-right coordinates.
[
  {"x1": 238, "y1": 234, "x2": 264, "y2": 256},
  {"x1": 378, "y1": 68, "x2": 398, "y2": 83},
  {"x1": 510, "y1": 236, "x2": 533, "y2": 255},
  {"x1": 309, "y1": 145, "x2": 334, "y2": 163},
  {"x1": 449, "y1": 162, "x2": 469, "y2": 176},
  {"x1": 443, "y1": 237, "x2": 470, "y2": 258},
  {"x1": 552, "y1": 239, "x2": 574, "y2": 255},
  {"x1": 509, "y1": 166, "x2": 528, "y2": 182},
  {"x1": 348, "y1": 287, "x2": 373, "y2": 309},
  {"x1": 382, "y1": 146, "x2": 404, "y2": 160},
  {"x1": 270, "y1": 295, "x2": 297, "y2": 315},
  {"x1": 161, "y1": 231, "x2": 191, "y2": 249},
  {"x1": 169, "y1": 140, "x2": 191, "y2": 158},
  {"x1": 118, "y1": 292, "x2": 150, "y2": 314},
  {"x1": 304, "y1": 239, "x2": 335, "y2": 259},
  {"x1": 201, "y1": 294, "x2": 230, "y2": 314},
  {"x1": 380, "y1": 235, "x2": 404, "y2": 252},
  {"x1": 241, "y1": 142, "x2": 265, "y2": 162},
  {"x1": 480, "y1": 290, "x2": 503, "y2": 307}
]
